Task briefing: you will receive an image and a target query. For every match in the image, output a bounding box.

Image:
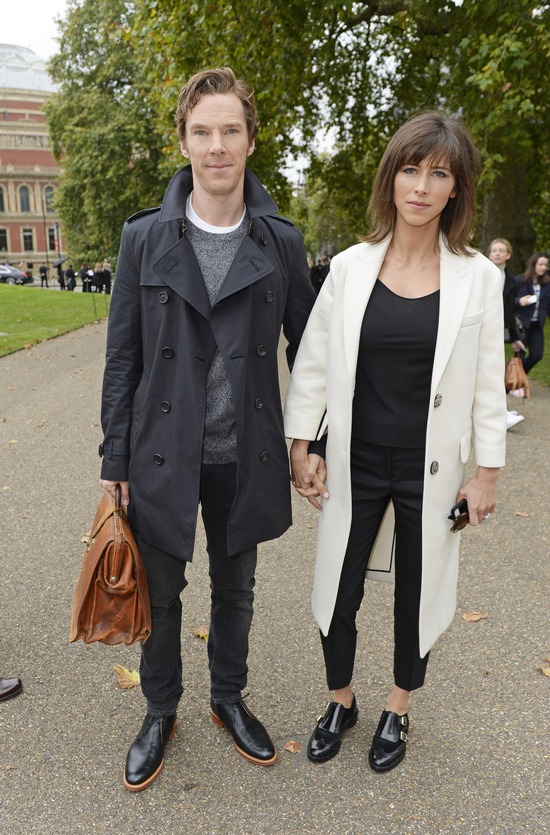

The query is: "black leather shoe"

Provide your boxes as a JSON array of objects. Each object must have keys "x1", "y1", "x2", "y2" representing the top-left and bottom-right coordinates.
[
  {"x1": 123, "y1": 713, "x2": 177, "y2": 791},
  {"x1": 368, "y1": 710, "x2": 409, "y2": 772},
  {"x1": 210, "y1": 699, "x2": 277, "y2": 765},
  {"x1": 307, "y1": 697, "x2": 359, "y2": 763},
  {"x1": 0, "y1": 677, "x2": 23, "y2": 701}
]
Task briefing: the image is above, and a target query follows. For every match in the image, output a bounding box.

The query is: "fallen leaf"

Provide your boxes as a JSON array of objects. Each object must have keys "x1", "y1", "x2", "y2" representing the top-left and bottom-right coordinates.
[
  {"x1": 463, "y1": 612, "x2": 487, "y2": 622},
  {"x1": 4, "y1": 764, "x2": 16, "y2": 771},
  {"x1": 9, "y1": 439, "x2": 18, "y2": 444},
  {"x1": 539, "y1": 666, "x2": 550, "y2": 677},
  {"x1": 193, "y1": 624, "x2": 209, "y2": 642},
  {"x1": 514, "y1": 511, "x2": 530, "y2": 517},
  {"x1": 2, "y1": 486, "x2": 10, "y2": 491},
  {"x1": 502, "y1": 81, "x2": 512, "y2": 93},
  {"x1": 113, "y1": 664, "x2": 141, "y2": 689},
  {"x1": 283, "y1": 740, "x2": 302, "y2": 754}
]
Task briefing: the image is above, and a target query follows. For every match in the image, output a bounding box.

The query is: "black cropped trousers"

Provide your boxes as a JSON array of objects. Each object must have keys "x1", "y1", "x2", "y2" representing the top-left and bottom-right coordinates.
[{"x1": 320, "y1": 439, "x2": 430, "y2": 693}]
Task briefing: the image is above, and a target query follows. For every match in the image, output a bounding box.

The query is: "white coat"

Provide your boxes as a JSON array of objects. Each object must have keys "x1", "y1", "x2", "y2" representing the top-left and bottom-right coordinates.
[{"x1": 284, "y1": 236, "x2": 507, "y2": 658}]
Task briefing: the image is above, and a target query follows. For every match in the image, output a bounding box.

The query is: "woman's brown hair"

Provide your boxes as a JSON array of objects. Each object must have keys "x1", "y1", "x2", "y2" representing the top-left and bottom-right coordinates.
[
  {"x1": 520, "y1": 252, "x2": 550, "y2": 285},
  {"x1": 363, "y1": 111, "x2": 481, "y2": 256},
  {"x1": 174, "y1": 67, "x2": 259, "y2": 144}
]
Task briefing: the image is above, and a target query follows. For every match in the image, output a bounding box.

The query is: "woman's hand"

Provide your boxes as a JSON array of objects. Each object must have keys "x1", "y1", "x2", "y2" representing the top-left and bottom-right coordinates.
[
  {"x1": 511, "y1": 339, "x2": 525, "y2": 352},
  {"x1": 290, "y1": 439, "x2": 328, "y2": 511},
  {"x1": 456, "y1": 467, "x2": 499, "y2": 526},
  {"x1": 99, "y1": 479, "x2": 130, "y2": 507}
]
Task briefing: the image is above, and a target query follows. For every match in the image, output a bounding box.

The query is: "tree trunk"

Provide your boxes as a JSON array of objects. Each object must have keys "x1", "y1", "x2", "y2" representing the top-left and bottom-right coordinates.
[{"x1": 480, "y1": 158, "x2": 536, "y2": 275}]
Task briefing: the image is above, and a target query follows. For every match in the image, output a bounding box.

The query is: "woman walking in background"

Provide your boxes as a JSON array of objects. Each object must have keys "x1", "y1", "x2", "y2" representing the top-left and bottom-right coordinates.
[
  {"x1": 284, "y1": 111, "x2": 506, "y2": 772},
  {"x1": 515, "y1": 252, "x2": 550, "y2": 374}
]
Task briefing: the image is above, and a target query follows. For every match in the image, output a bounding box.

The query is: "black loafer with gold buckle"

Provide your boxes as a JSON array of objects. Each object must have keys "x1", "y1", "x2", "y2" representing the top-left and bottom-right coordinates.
[
  {"x1": 368, "y1": 710, "x2": 409, "y2": 772},
  {"x1": 307, "y1": 697, "x2": 358, "y2": 763}
]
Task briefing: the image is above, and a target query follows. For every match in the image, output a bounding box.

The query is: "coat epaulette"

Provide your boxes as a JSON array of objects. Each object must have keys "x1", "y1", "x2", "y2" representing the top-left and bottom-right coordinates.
[
  {"x1": 126, "y1": 206, "x2": 161, "y2": 224},
  {"x1": 271, "y1": 213, "x2": 295, "y2": 228}
]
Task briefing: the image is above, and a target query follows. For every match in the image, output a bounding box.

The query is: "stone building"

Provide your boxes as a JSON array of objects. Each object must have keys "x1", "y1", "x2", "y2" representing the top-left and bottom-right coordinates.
[{"x1": 0, "y1": 44, "x2": 62, "y2": 278}]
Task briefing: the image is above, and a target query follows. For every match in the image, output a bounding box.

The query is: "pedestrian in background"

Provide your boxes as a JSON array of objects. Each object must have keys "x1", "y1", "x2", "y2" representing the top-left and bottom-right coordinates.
[
  {"x1": 514, "y1": 251, "x2": 550, "y2": 374},
  {"x1": 285, "y1": 111, "x2": 506, "y2": 773},
  {"x1": 39, "y1": 264, "x2": 48, "y2": 287},
  {"x1": 487, "y1": 238, "x2": 525, "y2": 429}
]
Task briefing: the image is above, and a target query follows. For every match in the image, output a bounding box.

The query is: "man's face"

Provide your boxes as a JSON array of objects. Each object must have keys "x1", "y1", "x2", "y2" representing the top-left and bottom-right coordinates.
[
  {"x1": 488, "y1": 242, "x2": 511, "y2": 267},
  {"x1": 180, "y1": 92, "x2": 255, "y2": 202}
]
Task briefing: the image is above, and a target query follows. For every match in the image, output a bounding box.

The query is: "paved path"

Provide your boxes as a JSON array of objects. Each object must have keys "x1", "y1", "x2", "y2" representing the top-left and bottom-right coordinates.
[{"x1": 0, "y1": 322, "x2": 547, "y2": 834}]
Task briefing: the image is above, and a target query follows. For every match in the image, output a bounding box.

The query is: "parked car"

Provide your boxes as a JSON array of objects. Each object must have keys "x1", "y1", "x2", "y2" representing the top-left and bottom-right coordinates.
[{"x1": 0, "y1": 265, "x2": 33, "y2": 285}]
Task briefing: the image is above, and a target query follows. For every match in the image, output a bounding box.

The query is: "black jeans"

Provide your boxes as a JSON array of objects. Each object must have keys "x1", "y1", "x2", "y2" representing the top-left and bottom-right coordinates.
[
  {"x1": 139, "y1": 462, "x2": 257, "y2": 717},
  {"x1": 321, "y1": 440, "x2": 429, "y2": 693},
  {"x1": 520, "y1": 322, "x2": 544, "y2": 374}
]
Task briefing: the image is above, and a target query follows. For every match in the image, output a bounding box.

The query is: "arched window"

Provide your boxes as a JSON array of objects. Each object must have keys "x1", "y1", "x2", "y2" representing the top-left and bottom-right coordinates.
[
  {"x1": 20, "y1": 185, "x2": 31, "y2": 212},
  {"x1": 44, "y1": 186, "x2": 55, "y2": 213},
  {"x1": 0, "y1": 187, "x2": 4, "y2": 212}
]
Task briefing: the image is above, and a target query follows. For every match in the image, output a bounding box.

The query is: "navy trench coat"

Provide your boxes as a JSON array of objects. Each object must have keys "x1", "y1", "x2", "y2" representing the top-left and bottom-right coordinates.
[{"x1": 99, "y1": 166, "x2": 315, "y2": 562}]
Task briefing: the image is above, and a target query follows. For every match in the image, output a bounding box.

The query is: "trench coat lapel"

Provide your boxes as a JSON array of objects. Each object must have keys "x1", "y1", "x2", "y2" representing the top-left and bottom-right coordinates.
[
  {"x1": 152, "y1": 236, "x2": 212, "y2": 319},
  {"x1": 216, "y1": 236, "x2": 274, "y2": 302}
]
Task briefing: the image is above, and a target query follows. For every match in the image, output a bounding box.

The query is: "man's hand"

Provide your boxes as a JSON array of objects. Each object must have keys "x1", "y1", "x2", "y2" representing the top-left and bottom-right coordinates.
[
  {"x1": 99, "y1": 479, "x2": 130, "y2": 507},
  {"x1": 289, "y1": 439, "x2": 328, "y2": 511}
]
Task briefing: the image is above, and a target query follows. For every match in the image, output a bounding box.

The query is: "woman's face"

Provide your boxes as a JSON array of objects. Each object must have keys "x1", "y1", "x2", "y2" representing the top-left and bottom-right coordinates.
[
  {"x1": 393, "y1": 156, "x2": 456, "y2": 233},
  {"x1": 534, "y1": 256, "x2": 549, "y2": 278}
]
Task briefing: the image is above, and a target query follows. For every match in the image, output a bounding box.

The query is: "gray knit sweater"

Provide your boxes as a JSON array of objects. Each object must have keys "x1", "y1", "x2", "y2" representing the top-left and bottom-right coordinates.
[{"x1": 185, "y1": 214, "x2": 248, "y2": 464}]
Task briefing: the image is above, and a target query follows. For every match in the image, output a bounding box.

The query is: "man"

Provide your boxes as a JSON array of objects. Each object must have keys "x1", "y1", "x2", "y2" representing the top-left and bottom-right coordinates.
[
  {"x1": 99, "y1": 67, "x2": 315, "y2": 791},
  {"x1": 39, "y1": 264, "x2": 48, "y2": 287}
]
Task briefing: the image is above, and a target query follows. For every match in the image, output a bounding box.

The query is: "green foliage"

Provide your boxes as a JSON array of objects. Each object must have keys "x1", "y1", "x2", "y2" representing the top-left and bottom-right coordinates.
[
  {"x1": 46, "y1": 0, "x2": 166, "y2": 263},
  {"x1": 47, "y1": 0, "x2": 550, "y2": 262},
  {"x1": 0, "y1": 285, "x2": 107, "y2": 356}
]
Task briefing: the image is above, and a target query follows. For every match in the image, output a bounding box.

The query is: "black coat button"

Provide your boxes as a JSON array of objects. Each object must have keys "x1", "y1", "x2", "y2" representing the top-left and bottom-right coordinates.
[
  {"x1": 259, "y1": 451, "x2": 269, "y2": 462},
  {"x1": 98, "y1": 443, "x2": 104, "y2": 456},
  {"x1": 434, "y1": 394, "x2": 443, "y2": 407},
  {"x1": 430, "y1": 461, "x2": 439, "y2": 474},
  {"x1": 254, "y1": 398, "x2": 264, "y2": 409},
  {"x1": 265, "y1": 291, "x2": 274, "y2": 302},
  {"x1": 158, "y1": 291, "x2": 169, "y2": 304},
  {"x1": 162, "y1": 347, "x2": 174, "y2": 358},
  {"x1": 256, "y1": 345, "x2": 267, "y2": 357},
  {"x1": 160, "y1": 401, "x2": 171, "y2": 413},
  {"x1": 153, "y1": 454, "x2": 164, "y2": 465}
]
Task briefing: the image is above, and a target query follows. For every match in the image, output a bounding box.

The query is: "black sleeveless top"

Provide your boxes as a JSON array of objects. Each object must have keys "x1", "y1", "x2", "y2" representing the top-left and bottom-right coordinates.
[{"x1": 351, "y1": 279, "x2": 439, "y2": 448}]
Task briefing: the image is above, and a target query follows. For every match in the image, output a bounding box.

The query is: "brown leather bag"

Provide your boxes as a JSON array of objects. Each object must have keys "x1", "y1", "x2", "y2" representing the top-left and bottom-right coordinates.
[
  {"x1": 70, "y1": 485, "x2": 151, "y2": 645},
  {"x1": 504, "y1": 353, "x2": 530, "y2": 400}
]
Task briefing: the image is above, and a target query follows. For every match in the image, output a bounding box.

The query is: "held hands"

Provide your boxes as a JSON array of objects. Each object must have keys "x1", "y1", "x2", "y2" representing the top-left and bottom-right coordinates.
[
  {"x1": 289, "y1": 439, "x2": 329, "y2": 511},
  {"x1": 456, "y1": 466, "x2": 499, "y2": 527},
  {"x1": 99, "y1": 479, "x2": 130, "y2": 507}
]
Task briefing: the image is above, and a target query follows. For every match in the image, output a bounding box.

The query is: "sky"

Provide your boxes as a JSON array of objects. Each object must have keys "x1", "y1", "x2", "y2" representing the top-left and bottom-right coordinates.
[{"x1": 3, "y1": 0, "x2": 69, "y2": 59}]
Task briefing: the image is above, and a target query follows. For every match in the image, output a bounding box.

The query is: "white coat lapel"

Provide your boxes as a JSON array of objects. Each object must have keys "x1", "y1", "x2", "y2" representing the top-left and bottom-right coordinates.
[
  {"x1": 431, "y1": 243, "x2": 474, "y2": 389},
  {"x1": 342, "y1": 239, "x2": 391, "y2": 381}
]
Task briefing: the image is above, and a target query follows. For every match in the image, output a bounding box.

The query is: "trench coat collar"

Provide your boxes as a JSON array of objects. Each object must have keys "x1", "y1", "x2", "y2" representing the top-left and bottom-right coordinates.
[
  {"x1": 342, "y1": 235, "x2": 474, "y2": 389},
  {"x1": 158, "y1": 165, "x2": 279, "y2": 223}
]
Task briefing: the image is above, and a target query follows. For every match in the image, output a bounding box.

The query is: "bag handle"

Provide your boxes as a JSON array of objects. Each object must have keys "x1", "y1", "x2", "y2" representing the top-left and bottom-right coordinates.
[{"x1": 115, "y1": 483, "x2": 122, "y2": 514}]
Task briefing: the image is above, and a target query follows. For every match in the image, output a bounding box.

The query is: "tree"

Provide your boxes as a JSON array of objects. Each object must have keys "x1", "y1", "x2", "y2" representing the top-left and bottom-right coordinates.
[
  {"x1": 48, "y1": 1, "x2": 550, "y2": 267},
  {"x1": 46, "y1": 0, "x2": 166, "y2": 263}
]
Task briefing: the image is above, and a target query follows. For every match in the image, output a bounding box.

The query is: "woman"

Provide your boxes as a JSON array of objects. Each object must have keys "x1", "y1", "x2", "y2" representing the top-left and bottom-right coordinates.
[
  {"x1": 284, "y1": 111, "x2": 506, "y2": 772},
  {"x1": 514, "y1": 252, "x2": 550, "y2": 374}
]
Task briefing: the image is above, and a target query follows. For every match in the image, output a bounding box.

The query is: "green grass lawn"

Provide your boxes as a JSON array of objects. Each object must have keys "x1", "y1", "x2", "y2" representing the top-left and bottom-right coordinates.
[
  {"x1": 0, "y1": 284, "x2": 110, "y2": 357},
  {"x1": 2, "y1": 283, "x2": 550, "y2": 386}
]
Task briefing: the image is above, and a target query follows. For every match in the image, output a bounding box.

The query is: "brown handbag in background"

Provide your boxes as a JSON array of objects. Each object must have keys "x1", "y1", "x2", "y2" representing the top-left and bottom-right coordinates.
[
  {"x1": 504, "y1": 352, "x2": 530, "y2": 400},
  {"x1": 70, "y1": 484, "x2": 151, "y2": 645}
]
